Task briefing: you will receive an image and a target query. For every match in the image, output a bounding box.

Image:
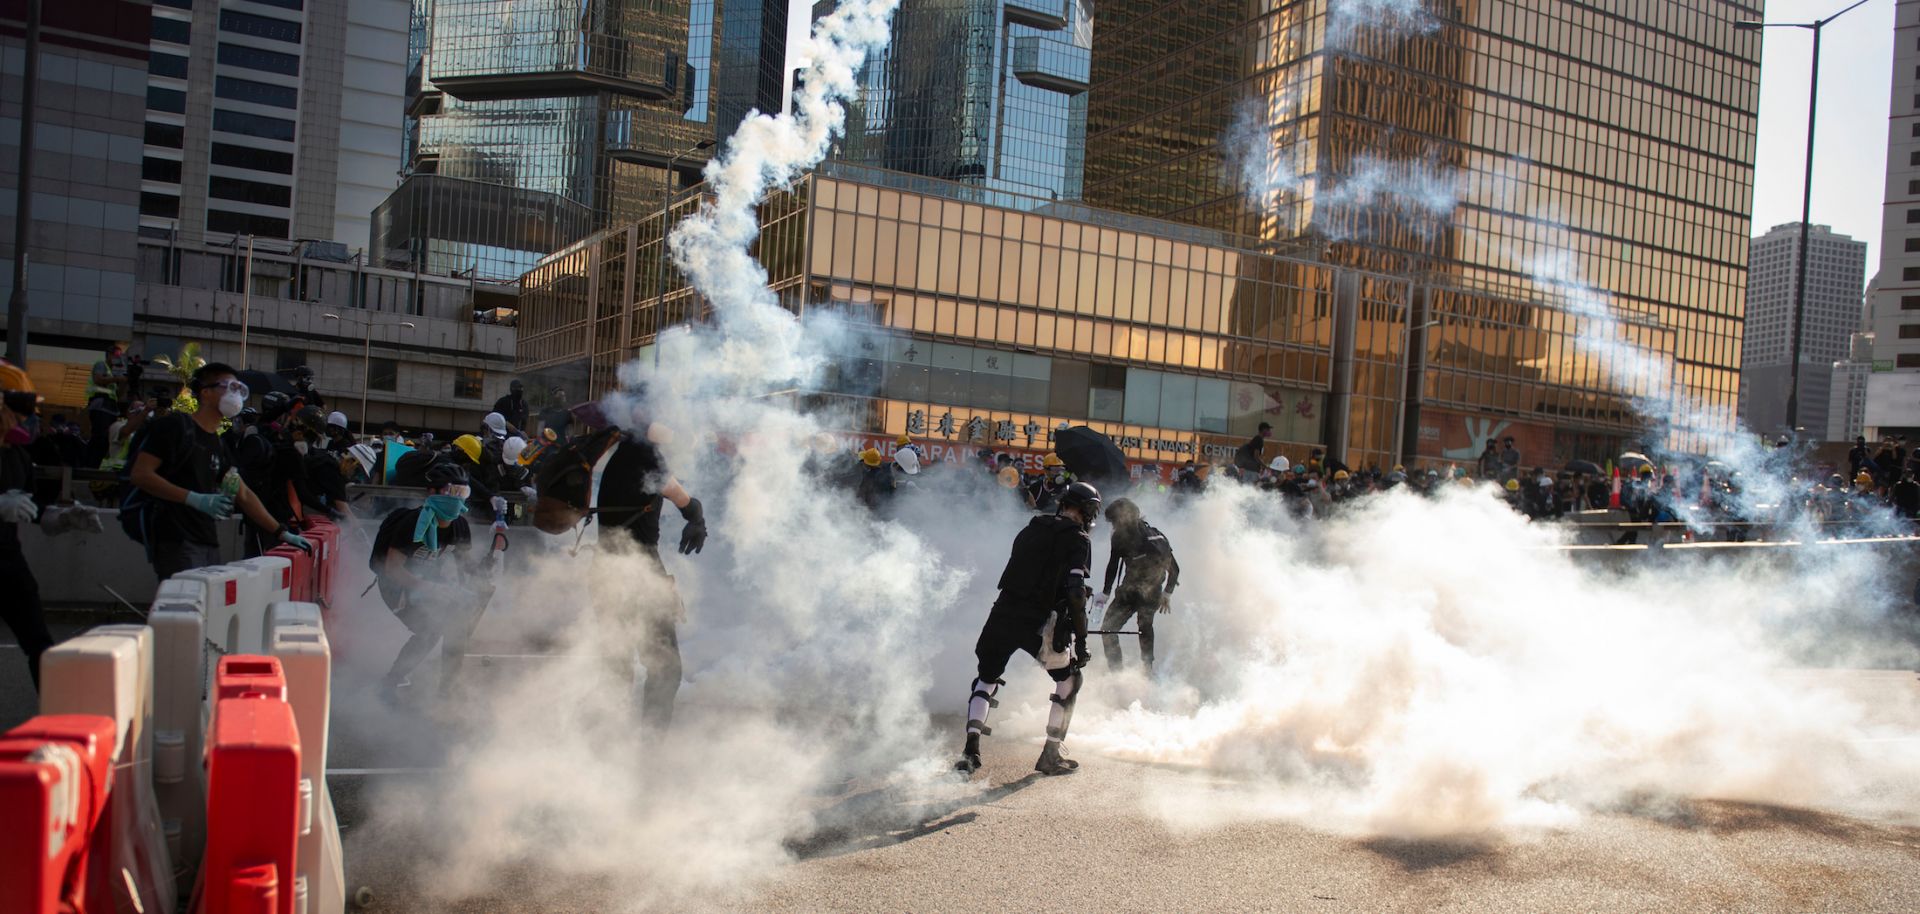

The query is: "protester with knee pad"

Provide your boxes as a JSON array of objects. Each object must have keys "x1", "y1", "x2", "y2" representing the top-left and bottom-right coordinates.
[{"x1": 959, "y1": 481, "x2": 1101, "y2": 777}]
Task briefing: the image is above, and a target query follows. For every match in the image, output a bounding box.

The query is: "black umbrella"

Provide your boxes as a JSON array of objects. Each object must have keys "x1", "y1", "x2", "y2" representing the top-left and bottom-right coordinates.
[
  {"x1": 1565, "y1": 459, "x2": 1603, "y2": 476},
  {"x1": 234, "y1": 369, "x2": 296, "y2": 400},
  {"x1": 1053, "y1": 426, "x2": 1130, "y2": 487}
]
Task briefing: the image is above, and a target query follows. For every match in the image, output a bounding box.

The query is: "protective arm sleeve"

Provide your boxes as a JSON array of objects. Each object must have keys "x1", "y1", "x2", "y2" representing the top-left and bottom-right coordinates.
[
  {"x1": 1165, "y1": 551, "x2": 1181, "y2": 594},
  {"x1": 1102, "y1": 549, "x2": 1120, "y2": 596}
]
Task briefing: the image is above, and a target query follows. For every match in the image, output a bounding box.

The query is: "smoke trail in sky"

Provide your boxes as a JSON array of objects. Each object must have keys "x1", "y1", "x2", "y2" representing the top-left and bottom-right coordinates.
[
  {"x1": 1315, "y1": 153, "x2": 1461, "y2": 241},
  {"x1": 1224, "y1": 98, "x2": 1303, "y2": 208}
]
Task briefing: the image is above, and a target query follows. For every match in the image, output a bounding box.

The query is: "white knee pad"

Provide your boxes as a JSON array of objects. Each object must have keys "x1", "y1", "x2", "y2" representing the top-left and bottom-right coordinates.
[
  {"x1": 1045, "y1": 670, "x2": 1082, "y2": 743},
  {"x1": 967, "y1": 678, "x2": 1002, "y2": 735}
]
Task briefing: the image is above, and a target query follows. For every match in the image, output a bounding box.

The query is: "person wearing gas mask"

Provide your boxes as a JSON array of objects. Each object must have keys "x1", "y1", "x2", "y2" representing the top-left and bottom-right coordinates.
[
  {"x1": 957, "y1": 481, "x2": 1100, "y2": 777},
  {"x1": 128, "y1": 363, "x2": 309, "y2": 579},
  {"x1": 370, "y1": 460, "x2": 487, "y2": 700},
  {"x1": 531, "y1": 400, "x2": 709, "y2": 732},
  {"x1": 291, "y1": 365, "x2": 324, "y2": 410},
  {"x1": 1094, "y1": 497, "x2": 1180, "y2": 676},
  {"x1": 1027, "y1": 453, "x2": 1073, "y2": 512}
]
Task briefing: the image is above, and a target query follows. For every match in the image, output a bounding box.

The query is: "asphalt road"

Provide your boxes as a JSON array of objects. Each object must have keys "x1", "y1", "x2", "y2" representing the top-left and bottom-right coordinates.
[
  {"x1": 8, "y1": 621, "x2": 1920, "y2": 913},
  {"x1": 321, "y1": 669, "x2": 1920, "y2": 914}
]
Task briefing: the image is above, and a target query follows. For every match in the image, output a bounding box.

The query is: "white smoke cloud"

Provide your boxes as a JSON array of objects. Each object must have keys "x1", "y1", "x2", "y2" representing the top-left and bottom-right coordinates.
[
  {"x1": 1224, "y1": 97, "x2": 1303, "y2": 209},
  {"x1": 1315, "y1": 153, "x2": 1461, "y2": 241},
  {"x1": 1326, "y1": 0, "x2": 1441, "y2": 49}
]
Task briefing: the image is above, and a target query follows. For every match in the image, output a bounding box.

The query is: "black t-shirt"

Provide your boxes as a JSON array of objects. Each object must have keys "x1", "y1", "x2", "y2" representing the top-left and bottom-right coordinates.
[
  {"x1": 596, "y1": 439, "x2": 668, "y2": 546},
  {"x1": 991, "y1": 514, "x2": 1092, "y2": 626},
  {"x1": 492, "y1": 394, "x2": 528, "y2": 432},
  {"x1": 372, "y1": 506, "x2": 472, "y2": 576},
  {"x1": 140, "y1": 412, "x2": 231, "y2": 546}
]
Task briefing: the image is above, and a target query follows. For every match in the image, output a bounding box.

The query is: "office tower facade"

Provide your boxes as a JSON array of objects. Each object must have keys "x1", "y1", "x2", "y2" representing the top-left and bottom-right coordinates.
[
  {"x1": 1828, "y1": 331, "x2": 1875, "y2": 444},
  {"x1": 0, "y1": 0, "x2": 149, "y2": 408},
  {"x1": 372, "y1": 0, "x2": 787, "y2": 283},
  {"x1": 1738, "y1": 223, "x2": 1867, "y2": 438},
  {"x1": 1084, "y1": 0, "x2": 1763, "y2": 453},
  {"x1": 1865, "y1": 0, "x2": 1920, "y2": 438},
  {"x1": 830, "y1": 0, "x2": 1093, "y2": 202},
  {"x1": 140, "y1": 0, "x2": 409, "y2": 247}
]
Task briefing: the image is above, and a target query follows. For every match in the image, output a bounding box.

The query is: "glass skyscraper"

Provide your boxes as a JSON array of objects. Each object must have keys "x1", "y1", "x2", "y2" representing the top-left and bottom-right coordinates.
[
  {"x1": 372, "y1": 0, "x2": 787, "y2": 282},
  {"x1": 1084, "y1": 0, "x2": 1762, "y2": 451},
  {"x1": 828, "y1": 0, "x2": 1093, "y2": 201}
]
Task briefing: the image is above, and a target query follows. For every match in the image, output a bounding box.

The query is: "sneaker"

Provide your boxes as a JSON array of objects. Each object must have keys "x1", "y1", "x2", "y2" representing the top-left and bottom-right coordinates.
[{"x1": 955, "y1": 752, "x2": 982, "y2": 774}]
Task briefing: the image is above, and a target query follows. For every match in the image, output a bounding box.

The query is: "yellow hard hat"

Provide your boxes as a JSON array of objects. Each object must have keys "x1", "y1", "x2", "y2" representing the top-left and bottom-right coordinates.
[
  {"x1": 861, "y1": 447, "x2": 882, "y2": 467},
  {"x1": 1333, "y1": 469, "x2": 1350, "y2": 481},
  {"x1": 1855, "y1": 471, "x2": 1874, "y2": 486},
  {"x1": 1043, "y1": 453, "x2": 1064, "y2": 468},
  {"x1": 0, "y1": 358, "x2": 37, "y2": 415},
  {"x1": 453, "y1": 434, "x2": 482, "y2": 464},
  {"x1": 1392, "y1": 464, "x2": 1405, "y2": 473},
  {"x1": 1504, "y1": 478, "x2": 1520, "y2": 491},
  {"x1": 896, "y1": 433, "x2": 912, "y2": 446}
]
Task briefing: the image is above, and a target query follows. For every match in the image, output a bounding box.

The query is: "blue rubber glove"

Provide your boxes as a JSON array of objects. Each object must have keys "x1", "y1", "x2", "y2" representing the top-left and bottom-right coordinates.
[
  {"x1": 279, "y1": 529, "x2": 312, "y2": 553},
  {"x1": 185, "y1": 491, "x2": 234, "y2": 518}
]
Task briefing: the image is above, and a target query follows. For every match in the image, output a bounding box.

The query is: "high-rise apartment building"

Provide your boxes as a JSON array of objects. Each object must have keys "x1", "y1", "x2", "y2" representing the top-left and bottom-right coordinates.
[
  {"x1": 372, "y1": 0, "x2": 788, "y2": 282},
  {"x1": 0, "y1": 0, "x2": 149, "y2": 408},
  {"x1": 1739, "y1": 223, "x2": 1867, "y2": 438},
  {"x1": 829, "y1": 0, "x2": 1093, "y2": 201},
  {"x1": 139, "y1": 0, "x2": 409, "y2": 247},
  {"x1": 1864, "y1": 0, "x2": 1920, "y2": 438},
  {"x1": 1828, "y1": 331, "x2": 1875, "y2": 444},
  {"x1": 1083, "y1": 0, "x2": 1763, "y2": 454}
]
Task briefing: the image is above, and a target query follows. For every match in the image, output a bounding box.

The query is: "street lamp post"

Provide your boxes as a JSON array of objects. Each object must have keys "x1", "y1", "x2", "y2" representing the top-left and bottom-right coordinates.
[
  {"x1": 653, "y1": 140, "x2": 715, "y2": 366},
  {"x1": 238, "y1": 234, "x2": 255, "y2": 367},
  {"x1": 1735, "y1": 0, "x2": 1870, "y2": 438},
  {"x1": 323, "y1": 312, "x2": 415, "y2": 436}
]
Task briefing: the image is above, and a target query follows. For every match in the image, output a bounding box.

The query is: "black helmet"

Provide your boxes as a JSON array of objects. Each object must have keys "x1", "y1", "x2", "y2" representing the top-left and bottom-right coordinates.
[
  {"x1": 288, "y1": 405, "x2": 325, "y2": 438},
  {"x1": 293, "y1": 365, "x2": 314, "y2": 381},
  {"x1": 259, "y1": 390, "x2": 293, "y2": 424},
  {"x1": 1058, "y1": 481, "x2": 1102, "y2": 529},
  {"x1": 423, "y1": 459, "x2": 469, "y2": 490},
  {"x1": 1103, "y1": 497, "x2": 1141, "y2": 526}
]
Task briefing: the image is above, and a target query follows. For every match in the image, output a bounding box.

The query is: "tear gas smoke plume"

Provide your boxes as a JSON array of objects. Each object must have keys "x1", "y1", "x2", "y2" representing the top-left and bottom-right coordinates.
[
  {"x1": 334, "y1": 1, "x2": 1919, "y2": 907},
  {"x1": 1224, "y1": 98, "x2": 1303, "y2": 208},
  {"x1": 1314, "y1": 153, "x2": 1460, "y2": 241},
  {"x1": 1325, "y1": 0, "x2": 1440, "y2": 48}
]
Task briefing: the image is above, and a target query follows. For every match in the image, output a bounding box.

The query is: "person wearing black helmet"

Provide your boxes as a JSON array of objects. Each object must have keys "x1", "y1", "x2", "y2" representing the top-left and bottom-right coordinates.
[
  {"x1": 291, "y1": 365, "x2": 324, "y2": 410},
  {"x1": 369, "y1": 459, "x2": 485, "y2": 699},
  {"x1": 248, "y1": 405, "x2": 333, "y2": 555},
  {"x1": 958, "y1": 479, "x2": 1100, "y2": 777},
  {"x1": 1094, "y1": 498, "x2": 1180, "y2": 675}
]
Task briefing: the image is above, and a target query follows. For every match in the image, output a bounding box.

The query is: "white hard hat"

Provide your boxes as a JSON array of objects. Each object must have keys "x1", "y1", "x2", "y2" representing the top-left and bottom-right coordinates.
[
  {"x1": 482, "y1": 412, "x2": 507, "y2": 437},
  {"x1": 895, "y1": 447, "x2": 920, "y2": 475},
  {"x1": 326, "y1": 410, "x2": 348, "y2": 429},
  {"x1": 348, "y1": 443, "x2": 376, "y2": 476},
  {"x1": 1269, "y1": 455, "x2": 1290, "y2": 473},
  {"x1": 502, "y1": 436, "x2": 527, "y2": 466}
]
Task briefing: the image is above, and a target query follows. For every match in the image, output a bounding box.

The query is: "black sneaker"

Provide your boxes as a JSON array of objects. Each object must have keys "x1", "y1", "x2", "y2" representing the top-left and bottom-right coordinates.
[{"x1": 955, "y1": 752, "x2": 982, "y2": 774}]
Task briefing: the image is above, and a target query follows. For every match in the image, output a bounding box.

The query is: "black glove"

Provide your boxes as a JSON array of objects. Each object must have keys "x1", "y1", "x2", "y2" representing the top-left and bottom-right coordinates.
[{"x1": 677, "y1": 497, "x2": 707, "y2": 555}]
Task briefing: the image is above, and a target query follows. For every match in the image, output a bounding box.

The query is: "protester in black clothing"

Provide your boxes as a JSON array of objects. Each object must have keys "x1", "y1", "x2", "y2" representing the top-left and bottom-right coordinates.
[
  {"x1": 0, "y1": 360, "x2": 53, "y2": 688},
  {"x1": 536, "y1": 386, "x2": 571, "y2": 439},
  {"x1": 128, "y1": 363, "x2": 310, "y2": 579},
  {"x1": 855, "y1": 448, "x2": 895, "y2": 510},
  {"x1": 371, "y1": 460, "x2": 484, "y2": 699},
  {"x1": 1477, "y1": 438, "x2": 1500, "y2": 480},
  {"x1": 492, "y1": 379, "x2": 529, "y2": 434},
  {"x1": 534, "y1": 415, "x2": 709, "y2": 731},
  {"x1": 1893, "y1": 471, "x2": 1920, "y2": 523},
  {"x1": 1234, "y1": 422, "x2": 1273, "y2": 475},
  {"x1": 958, "y1": 481, "x2": 1100, "y2": 778},
  {"x1": 1095, "y1": 498, "x2": 1180, "y2": 675},
  {"x1": 247, "y1": 406, "x2": 333, "y2": 556},
  {"x1": 291, "y1": 365, "x2": 324, "y2": 410}
]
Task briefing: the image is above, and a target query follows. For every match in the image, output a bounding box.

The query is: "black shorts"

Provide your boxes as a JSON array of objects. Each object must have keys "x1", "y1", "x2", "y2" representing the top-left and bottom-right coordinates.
[{"x1": 974, "y1": 610, "x2": 1072, "y2": 683}]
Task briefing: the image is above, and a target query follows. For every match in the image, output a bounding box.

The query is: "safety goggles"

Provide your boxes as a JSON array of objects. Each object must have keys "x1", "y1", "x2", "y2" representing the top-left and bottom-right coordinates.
[
  {"x1": 445, "y1": 484, "x2": 471, "y2": 499},
  {"x1": 200, "y1": 378, "x2": 250, "y2": 399}
]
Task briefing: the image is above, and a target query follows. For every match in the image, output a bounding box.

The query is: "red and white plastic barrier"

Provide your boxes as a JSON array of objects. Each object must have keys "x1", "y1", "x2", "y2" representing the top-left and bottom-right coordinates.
[
  {"x1": 5, "y1": 516, "x2": 350, "y2": 914},
  {"x1": 0, "y1": 714, "x2": 117, "y2": 914},
  {"x1": 203, "y1": 656, "x2": 301, "y2": 914}
]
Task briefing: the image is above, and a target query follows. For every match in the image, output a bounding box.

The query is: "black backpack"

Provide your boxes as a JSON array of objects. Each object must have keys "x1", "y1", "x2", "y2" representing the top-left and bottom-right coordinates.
[{"x1": 115, "y1": 424, "x2": 157, "y2": 551}]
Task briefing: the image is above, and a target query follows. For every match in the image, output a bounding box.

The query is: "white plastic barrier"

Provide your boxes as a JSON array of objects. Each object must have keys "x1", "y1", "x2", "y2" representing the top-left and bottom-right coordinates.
[
  {"x1": 228, "y1": 556, "x2": 294, "y2": 654},
  {"x1": 39, "y1": 626, "x2": 177, "y2": 914},
  {"x1": 148, "y1": 577, "x2": 211, "y2": 891},
  {"x1": 269, "y1": 602, "x2": 344, "y2": 914}
]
